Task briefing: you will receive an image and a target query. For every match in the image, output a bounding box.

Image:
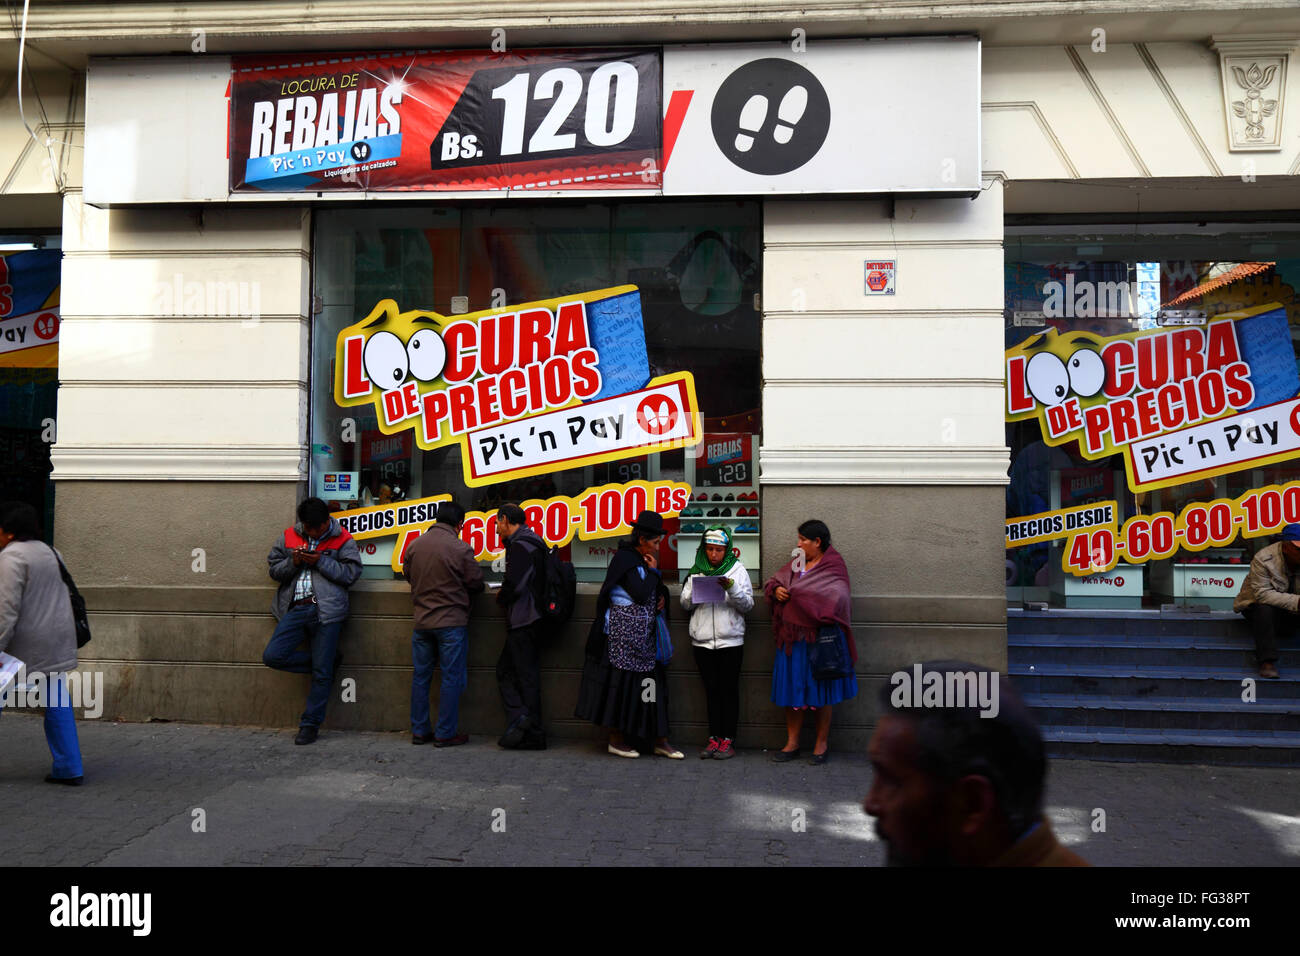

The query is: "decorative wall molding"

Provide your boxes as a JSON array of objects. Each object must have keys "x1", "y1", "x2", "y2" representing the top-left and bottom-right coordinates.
[
  {"x1": 50, "y1": 445, "x2": 306, "y2": 481},
  {"x1": 981, "y1": 101, "x2": 1081, "y2": 177},
  {"x1": 1064, "y1": 45, "x2": 1151, "y2": 176},
  {"x1": 1134, "y1": 42, "x2": 1224, "y2": 176},
  {"x1": 759, "y1": 447, "x2": 1011, "y2": 486},
  {"x1": 1210, "y1": 35, "x2": 1298, "y2": 151}
]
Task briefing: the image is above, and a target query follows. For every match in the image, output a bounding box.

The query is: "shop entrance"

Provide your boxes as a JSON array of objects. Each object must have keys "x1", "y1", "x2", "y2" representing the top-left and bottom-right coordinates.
[{"x1": 0, "y1": 237, "x2": 62, "y2": 542}]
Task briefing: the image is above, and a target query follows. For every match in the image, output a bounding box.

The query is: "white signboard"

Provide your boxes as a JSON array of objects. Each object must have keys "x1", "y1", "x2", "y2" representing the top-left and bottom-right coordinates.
[
  {"x1": 661, "y1": 37, "x2": 980, "y2": 196},
  {"x1": 464, "y1": 376, "x2": 699, "y2": 484},
  {"x1": 0, "y1": 308, "x2": 59, "y2": 356},
  {"x1": 1128, "y1": 398, "x2": 1300, "y2": 487}
]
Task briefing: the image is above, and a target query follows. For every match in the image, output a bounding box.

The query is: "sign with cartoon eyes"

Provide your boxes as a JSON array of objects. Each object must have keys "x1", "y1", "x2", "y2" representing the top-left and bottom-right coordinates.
[
  {"x1": 1005, "y1": 303, "x2": 1298, "y2": 493},
  {"x1": 661, "y1": 37, "x2": 980, "y2": 196},
  {"x1": 1024, "y1": 348, "x2": 1105, "y2": 406},
  {"x1": 362, "y1": 327, "x2": 448, "y2": 389},
  {"x1": 334, "y1": 285, "x2": 703, "y2": 488}
]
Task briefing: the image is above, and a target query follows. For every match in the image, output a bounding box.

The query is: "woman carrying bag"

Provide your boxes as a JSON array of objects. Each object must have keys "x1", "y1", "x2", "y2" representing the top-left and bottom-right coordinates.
[
  {"x1": 0, "y1": 501, "x2": 85, "y2": 785},
  {"x1": 680, "y1": 525, "x2": 753, "y2": 759},
  {"x1": 763, "y1": 519, "x2": 857, "y2": 766},
  {"x1": 575, "y1": 510, "x2": 683, "y2": 759}
]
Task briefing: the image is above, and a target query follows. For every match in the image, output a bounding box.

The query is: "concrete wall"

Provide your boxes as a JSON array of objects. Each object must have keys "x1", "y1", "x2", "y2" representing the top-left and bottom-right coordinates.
[{"x1": 72, "y1": 574, "x2": 1002, "y2": 752}]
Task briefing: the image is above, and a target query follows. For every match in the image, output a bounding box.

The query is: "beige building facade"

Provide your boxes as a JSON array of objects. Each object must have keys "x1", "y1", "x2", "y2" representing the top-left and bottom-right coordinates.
[{"x1": 2, "y1": 2, "x2": 1298, "y2": 746}]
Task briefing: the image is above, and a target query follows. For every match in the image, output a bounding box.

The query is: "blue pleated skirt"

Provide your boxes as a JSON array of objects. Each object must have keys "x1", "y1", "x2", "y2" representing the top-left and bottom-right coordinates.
[{"x1": 771, "y1": 639, "x2": 858, "y2": 708}]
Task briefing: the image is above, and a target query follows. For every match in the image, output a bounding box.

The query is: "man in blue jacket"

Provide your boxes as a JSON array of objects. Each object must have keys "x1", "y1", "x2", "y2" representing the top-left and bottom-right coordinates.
[{"x1": 265, "y1": 497, "x2": 363, "y2": 744}]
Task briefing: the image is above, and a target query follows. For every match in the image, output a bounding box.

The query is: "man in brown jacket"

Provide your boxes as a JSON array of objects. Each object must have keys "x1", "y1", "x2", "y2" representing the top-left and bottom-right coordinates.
[
  {"x1": 403, "y1": 501, "x2": 484, "y2": 746},
  {"x1": 1233, "y1": 523, "x2": 1300, "y2": 679},
  {"x1": 863, "y1": 660, "x2": 1088, "y2": 867}
]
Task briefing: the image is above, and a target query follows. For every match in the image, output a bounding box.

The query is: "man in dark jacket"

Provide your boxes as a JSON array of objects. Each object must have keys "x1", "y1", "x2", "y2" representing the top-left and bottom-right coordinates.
[
  {"x1": 863, "y1": 660, "x2": 1088, "y2": 867},
  {"x1": 403, "y1": 500, "x2": 484, "y2": 746},
  {"x1": 495, "y1": 502, "x2": 548, "y2": 750},
  {"x1": 265, "y1": 497, "x2": 363, "y2": 744}
]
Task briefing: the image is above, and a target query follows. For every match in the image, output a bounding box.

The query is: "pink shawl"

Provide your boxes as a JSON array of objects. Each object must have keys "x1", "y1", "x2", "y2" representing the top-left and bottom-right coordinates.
[{"x1": 763, "y1": 546, "x2": 856, "y2": 661}]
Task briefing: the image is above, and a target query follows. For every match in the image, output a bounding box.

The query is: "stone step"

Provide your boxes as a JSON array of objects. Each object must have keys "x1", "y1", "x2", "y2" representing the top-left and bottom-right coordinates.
[
  {"x1": 1011, "y1": 641, "x2": 1262, "y2": 668},
  {"x1": 1022, "y1": 693, "x2": 1300, "y2": 733},
  {"x1": 1037, "y1": 725, "x2": 1300, "y2": 766},
  {"x1": 1008, "y1": 661, "x2": 1300, "y2": 700}
]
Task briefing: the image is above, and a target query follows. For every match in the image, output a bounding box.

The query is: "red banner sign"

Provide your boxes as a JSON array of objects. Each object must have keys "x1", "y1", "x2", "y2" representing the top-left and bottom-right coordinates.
[{"x1": 229, "y1": 48, "x2": 661, "y2": 192}]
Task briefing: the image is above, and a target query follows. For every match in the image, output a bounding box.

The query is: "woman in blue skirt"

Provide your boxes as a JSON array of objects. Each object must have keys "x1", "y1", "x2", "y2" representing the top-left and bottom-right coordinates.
[{"x1": 763, "y1": 519, "x2": 857, "y2": 765}]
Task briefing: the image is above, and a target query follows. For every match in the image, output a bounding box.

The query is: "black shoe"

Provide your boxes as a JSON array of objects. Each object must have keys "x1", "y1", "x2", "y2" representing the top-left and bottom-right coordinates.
[
  {"x1": 45, "y1": 774, "x2": 84, "y2": 786},
  {"x1": 498, "y1": 715, "x2": 528, "y2": 749},
  {"x1": 412, "y1": 732, "x2": 436, "y2": 745},
  {"x1": 770, "y1": 747, "x2": 801, "y2": 763},
  {"x1": 725, "y1": 493, "x2": 735, "y2": 501},
  {"x1": 706, "y1": 508, "x2": 720, "y2": 517},
  {"x1": 295, "y1": 726, "x2": 319, "y2": 745},
  {"x1": 517, "y1": 734, "x2": 547, "y2": 751},
  {"x1": 810, "y1": 750, "x2": 830, "y2": 766}
]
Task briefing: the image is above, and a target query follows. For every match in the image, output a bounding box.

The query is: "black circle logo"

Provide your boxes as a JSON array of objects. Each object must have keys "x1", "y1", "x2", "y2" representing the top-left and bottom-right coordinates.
[
  {"x1": 710, "y1": 59, "x2": 831, "y2": 176},
  {"x1": 351, "y1": 141, "x2": 371, "y2": 162}
]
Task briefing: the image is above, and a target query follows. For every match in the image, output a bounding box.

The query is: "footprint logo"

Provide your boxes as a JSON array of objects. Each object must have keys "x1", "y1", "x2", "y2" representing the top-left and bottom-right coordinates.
[
  {"x1": 734, "y1": 86, "x2": 808, "y2": 152},
  {"x1": 711, "y1": 58, "x2": 830, "y2": 176}
]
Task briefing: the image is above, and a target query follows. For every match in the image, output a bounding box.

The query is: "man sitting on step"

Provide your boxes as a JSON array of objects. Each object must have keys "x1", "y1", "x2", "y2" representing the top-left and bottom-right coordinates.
[{"x1": 1233, "y1": 523, "x2": 1300, "y2": 679}]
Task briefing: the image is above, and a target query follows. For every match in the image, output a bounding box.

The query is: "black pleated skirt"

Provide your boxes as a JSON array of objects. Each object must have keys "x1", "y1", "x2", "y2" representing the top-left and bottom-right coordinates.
[{"x1": 574, "y1": 652, "x2": 671, "y2": 740}]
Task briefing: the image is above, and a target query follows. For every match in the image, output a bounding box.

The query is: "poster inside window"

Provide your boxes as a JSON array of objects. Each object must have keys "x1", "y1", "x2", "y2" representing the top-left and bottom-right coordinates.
[
  {"x1": 311, "y1": 202, "x2": 761, "y2": 581},
  {"x1": 1004, "y1": 225, "x2": 1300, "y2": 608}
]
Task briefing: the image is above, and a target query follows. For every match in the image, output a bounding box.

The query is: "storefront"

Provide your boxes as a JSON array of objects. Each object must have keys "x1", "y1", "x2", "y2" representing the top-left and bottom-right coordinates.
[{"x1": 33, "y1": 4, "x2": 1299, "y2": 741}]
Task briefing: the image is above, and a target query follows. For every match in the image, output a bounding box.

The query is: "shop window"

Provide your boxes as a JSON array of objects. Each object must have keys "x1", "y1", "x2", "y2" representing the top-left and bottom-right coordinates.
[
  {"x1": 0, "y1": 242, "x2": 62, "y2": 543},
  {"x1": 1005, "y1": 226, "x2": 1300, "y2": 609},
  {"x1": 311, "y1": 202, "x2": 762, "y2": 582}
]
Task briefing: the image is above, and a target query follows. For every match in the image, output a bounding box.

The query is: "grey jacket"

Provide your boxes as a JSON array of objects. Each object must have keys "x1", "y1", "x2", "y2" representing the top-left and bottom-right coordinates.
[
  {"x1": 268, "y1": 518, "x2": 363, "y2": 624},
  {"x1": 0, "y1": 540, "x2": 78, "y2": 674}
]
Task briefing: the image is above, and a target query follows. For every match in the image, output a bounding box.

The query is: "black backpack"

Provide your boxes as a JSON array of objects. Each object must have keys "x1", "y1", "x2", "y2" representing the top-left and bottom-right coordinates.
[{"x1": 527, "y1": 540, "x2": 577, "y2": 633}]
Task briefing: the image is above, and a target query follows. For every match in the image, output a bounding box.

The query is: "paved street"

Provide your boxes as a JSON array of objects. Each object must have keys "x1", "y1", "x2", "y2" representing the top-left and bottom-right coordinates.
[{"x1": 3, "y1": 715, "x2": 1298, "y2": 866}]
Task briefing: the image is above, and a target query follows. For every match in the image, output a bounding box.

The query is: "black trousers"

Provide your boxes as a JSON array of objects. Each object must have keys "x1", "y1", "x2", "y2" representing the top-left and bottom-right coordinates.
[
  {"x1": 497, "y1": 625, "x2": 543, "y2": 732},
  {"x1": 692, "y1": 644, "x2": 744, "y2": 740},
  {"x1": 1241, "y1": 604, "x2": 1291, "y2": 664}
]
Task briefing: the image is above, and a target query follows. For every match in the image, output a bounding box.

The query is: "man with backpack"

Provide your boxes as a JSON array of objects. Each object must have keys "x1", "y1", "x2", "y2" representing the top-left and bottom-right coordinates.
[{"x1": 495, "y1": 503, "x2": 549, "y2": 750}]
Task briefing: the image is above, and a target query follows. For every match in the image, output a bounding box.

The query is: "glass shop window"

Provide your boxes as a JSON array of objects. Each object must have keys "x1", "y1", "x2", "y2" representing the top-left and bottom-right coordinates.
[
  {"x1": 311, "y1": 201, "x2": 762, "y2": 582},
  {"x1": 1004, "y1": 225, "x2": 1300, "y2": 609}
]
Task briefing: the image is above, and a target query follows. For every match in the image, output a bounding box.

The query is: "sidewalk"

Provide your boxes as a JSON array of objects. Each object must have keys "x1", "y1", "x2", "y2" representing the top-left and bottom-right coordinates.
[{"x1": 3, "y1": 715, "x2": 1297, "y2": 866}]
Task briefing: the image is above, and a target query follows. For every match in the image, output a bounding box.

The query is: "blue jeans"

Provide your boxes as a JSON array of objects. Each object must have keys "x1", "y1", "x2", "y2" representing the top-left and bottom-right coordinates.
[
  {"x1": 0, "y1": 672, "x2": 84, "y2": 779},
  {"x1": 411, "y1": 626, "x2": 469, "y2": 740},
  {"x1": 263, "y1": 602, "x2": 345, "y2": 728}
]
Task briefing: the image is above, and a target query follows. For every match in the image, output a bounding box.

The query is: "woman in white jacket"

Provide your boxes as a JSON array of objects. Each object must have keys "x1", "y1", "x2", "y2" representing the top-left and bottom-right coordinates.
[{"x1": 680, "y1": 526, "x2": 753, "y2": 759}]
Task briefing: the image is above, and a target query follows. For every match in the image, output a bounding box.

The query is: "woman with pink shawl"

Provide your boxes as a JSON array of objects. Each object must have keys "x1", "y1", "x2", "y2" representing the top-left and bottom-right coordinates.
[{"x1": 763, "y1": 519, "x2": 857, "y2": 765}]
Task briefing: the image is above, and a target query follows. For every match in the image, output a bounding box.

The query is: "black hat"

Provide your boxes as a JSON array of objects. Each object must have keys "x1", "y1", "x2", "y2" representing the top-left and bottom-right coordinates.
[{"x1": 631, "y1": 510, "x2": 665, "y2": 537}]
